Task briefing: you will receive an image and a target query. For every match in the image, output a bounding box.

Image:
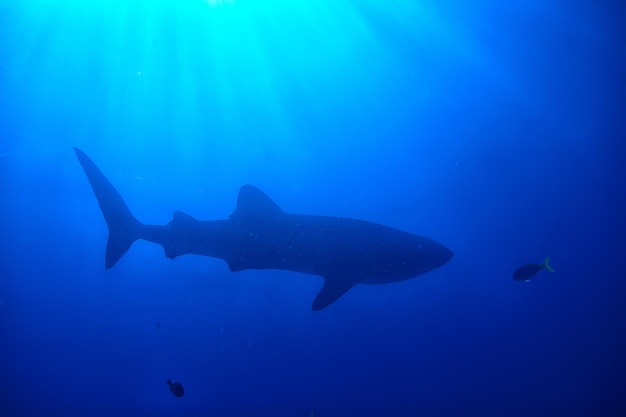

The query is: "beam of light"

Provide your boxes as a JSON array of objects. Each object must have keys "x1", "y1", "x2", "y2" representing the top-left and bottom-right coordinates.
[
  {"x1": 3, "y1": 0, "x2": 487, "y2": 172},
  {"x1": 206, "y1": 0, "x2": 235, "y2": 6}
]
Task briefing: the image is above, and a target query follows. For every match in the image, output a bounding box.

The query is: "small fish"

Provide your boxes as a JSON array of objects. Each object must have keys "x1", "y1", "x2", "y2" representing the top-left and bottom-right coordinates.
[
  {"x1": 167, "y1": 379, "x2": 184, "y2": 397},
  {"x1": 513, "y1": 256, "x2": 555, "y2": 282}
]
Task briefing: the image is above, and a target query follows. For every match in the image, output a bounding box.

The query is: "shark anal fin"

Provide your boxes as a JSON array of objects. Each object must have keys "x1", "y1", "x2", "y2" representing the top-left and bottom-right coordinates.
[{"x1": 312, "y1": 277, "x2": 358, "y2": 311}]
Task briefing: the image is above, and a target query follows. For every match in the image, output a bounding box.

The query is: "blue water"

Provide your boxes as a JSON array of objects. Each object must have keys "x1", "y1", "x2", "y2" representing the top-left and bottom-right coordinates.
[{"x1": 1, "y1": 1, "x2": 624, "y2": 416}]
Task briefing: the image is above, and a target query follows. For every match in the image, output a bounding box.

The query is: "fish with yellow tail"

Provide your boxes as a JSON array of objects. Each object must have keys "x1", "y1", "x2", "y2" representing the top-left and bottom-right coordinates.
[{"x1": 513, "y1": 256, "x2": 556, "y2": 282}]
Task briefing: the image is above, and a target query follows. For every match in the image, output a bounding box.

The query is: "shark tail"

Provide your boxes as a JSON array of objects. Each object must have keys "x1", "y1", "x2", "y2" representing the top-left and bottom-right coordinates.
[
  {"x1": 543, "y1": 256, "x2": 556, "y2": 273},
  {"x1": 74, "y1": 147, "x2": 144, "y2": 269}
]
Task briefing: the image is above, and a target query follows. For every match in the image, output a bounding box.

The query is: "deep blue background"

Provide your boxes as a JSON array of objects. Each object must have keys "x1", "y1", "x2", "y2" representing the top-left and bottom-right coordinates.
[{"x1": 1, "y1": 1, "x2": 624, "y2": 416}]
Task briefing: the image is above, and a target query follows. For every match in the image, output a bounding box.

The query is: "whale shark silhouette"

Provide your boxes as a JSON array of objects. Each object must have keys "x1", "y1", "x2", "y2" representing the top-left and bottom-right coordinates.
[{"x1": 74, "y1": 147, "x2": 453, "y2": 310}]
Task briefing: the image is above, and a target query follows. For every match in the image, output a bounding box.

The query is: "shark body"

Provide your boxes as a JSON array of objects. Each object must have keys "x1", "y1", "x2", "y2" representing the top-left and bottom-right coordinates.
[{"x1": 74, "y1": 148, "x2": 452, "y2": 310}]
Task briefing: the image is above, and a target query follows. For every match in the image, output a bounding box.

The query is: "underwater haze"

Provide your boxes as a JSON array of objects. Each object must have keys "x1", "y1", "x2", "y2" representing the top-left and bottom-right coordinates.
[{"x1": 1, "y1": 0, "x2": 625, "y2": 416}]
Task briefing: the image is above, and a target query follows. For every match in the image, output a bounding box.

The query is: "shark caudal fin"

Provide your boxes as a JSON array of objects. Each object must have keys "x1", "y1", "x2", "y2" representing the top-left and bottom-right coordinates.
[
  {"x1": 74, "y1": 148, "x2": 143, "y2": 269},
  {"x1": 543, "y1": 256, "x2": 556, "y2": 273}
]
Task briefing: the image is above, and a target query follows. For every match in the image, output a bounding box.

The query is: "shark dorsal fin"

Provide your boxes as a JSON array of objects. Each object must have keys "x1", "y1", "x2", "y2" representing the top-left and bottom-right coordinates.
[
  {"x1": 229, "y1": 185, "x2": 285, "y2": 222},
  {"x1": 172, "y1": 210, "x2": 197, "y2": 224}
]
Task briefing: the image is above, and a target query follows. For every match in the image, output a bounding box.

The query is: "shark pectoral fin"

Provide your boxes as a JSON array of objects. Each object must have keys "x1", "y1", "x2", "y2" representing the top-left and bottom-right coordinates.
[{"x1": 312, "y1": 277, "x2": 358, "y2": 311}]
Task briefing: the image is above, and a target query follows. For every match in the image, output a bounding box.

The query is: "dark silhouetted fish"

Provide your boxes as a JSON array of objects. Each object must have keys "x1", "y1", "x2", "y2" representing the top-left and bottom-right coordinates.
[
  {"x1": 513, "y1": 257, "x2": 555, "y2": 282},
  {"x1": 167, "y1": 379, "x2": 184, "y2": 397},
  {"x1": 74, "y1": 148, "x2": 453, "y2": 310}
]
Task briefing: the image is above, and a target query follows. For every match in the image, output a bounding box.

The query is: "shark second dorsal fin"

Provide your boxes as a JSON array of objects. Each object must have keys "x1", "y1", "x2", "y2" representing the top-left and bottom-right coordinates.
[
  {"x1": 229, "y1": 185, "x2": 285, "y2": 222},
  {"x1": 312, "y1": 277, "x2": 359, "y2": 311}
]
